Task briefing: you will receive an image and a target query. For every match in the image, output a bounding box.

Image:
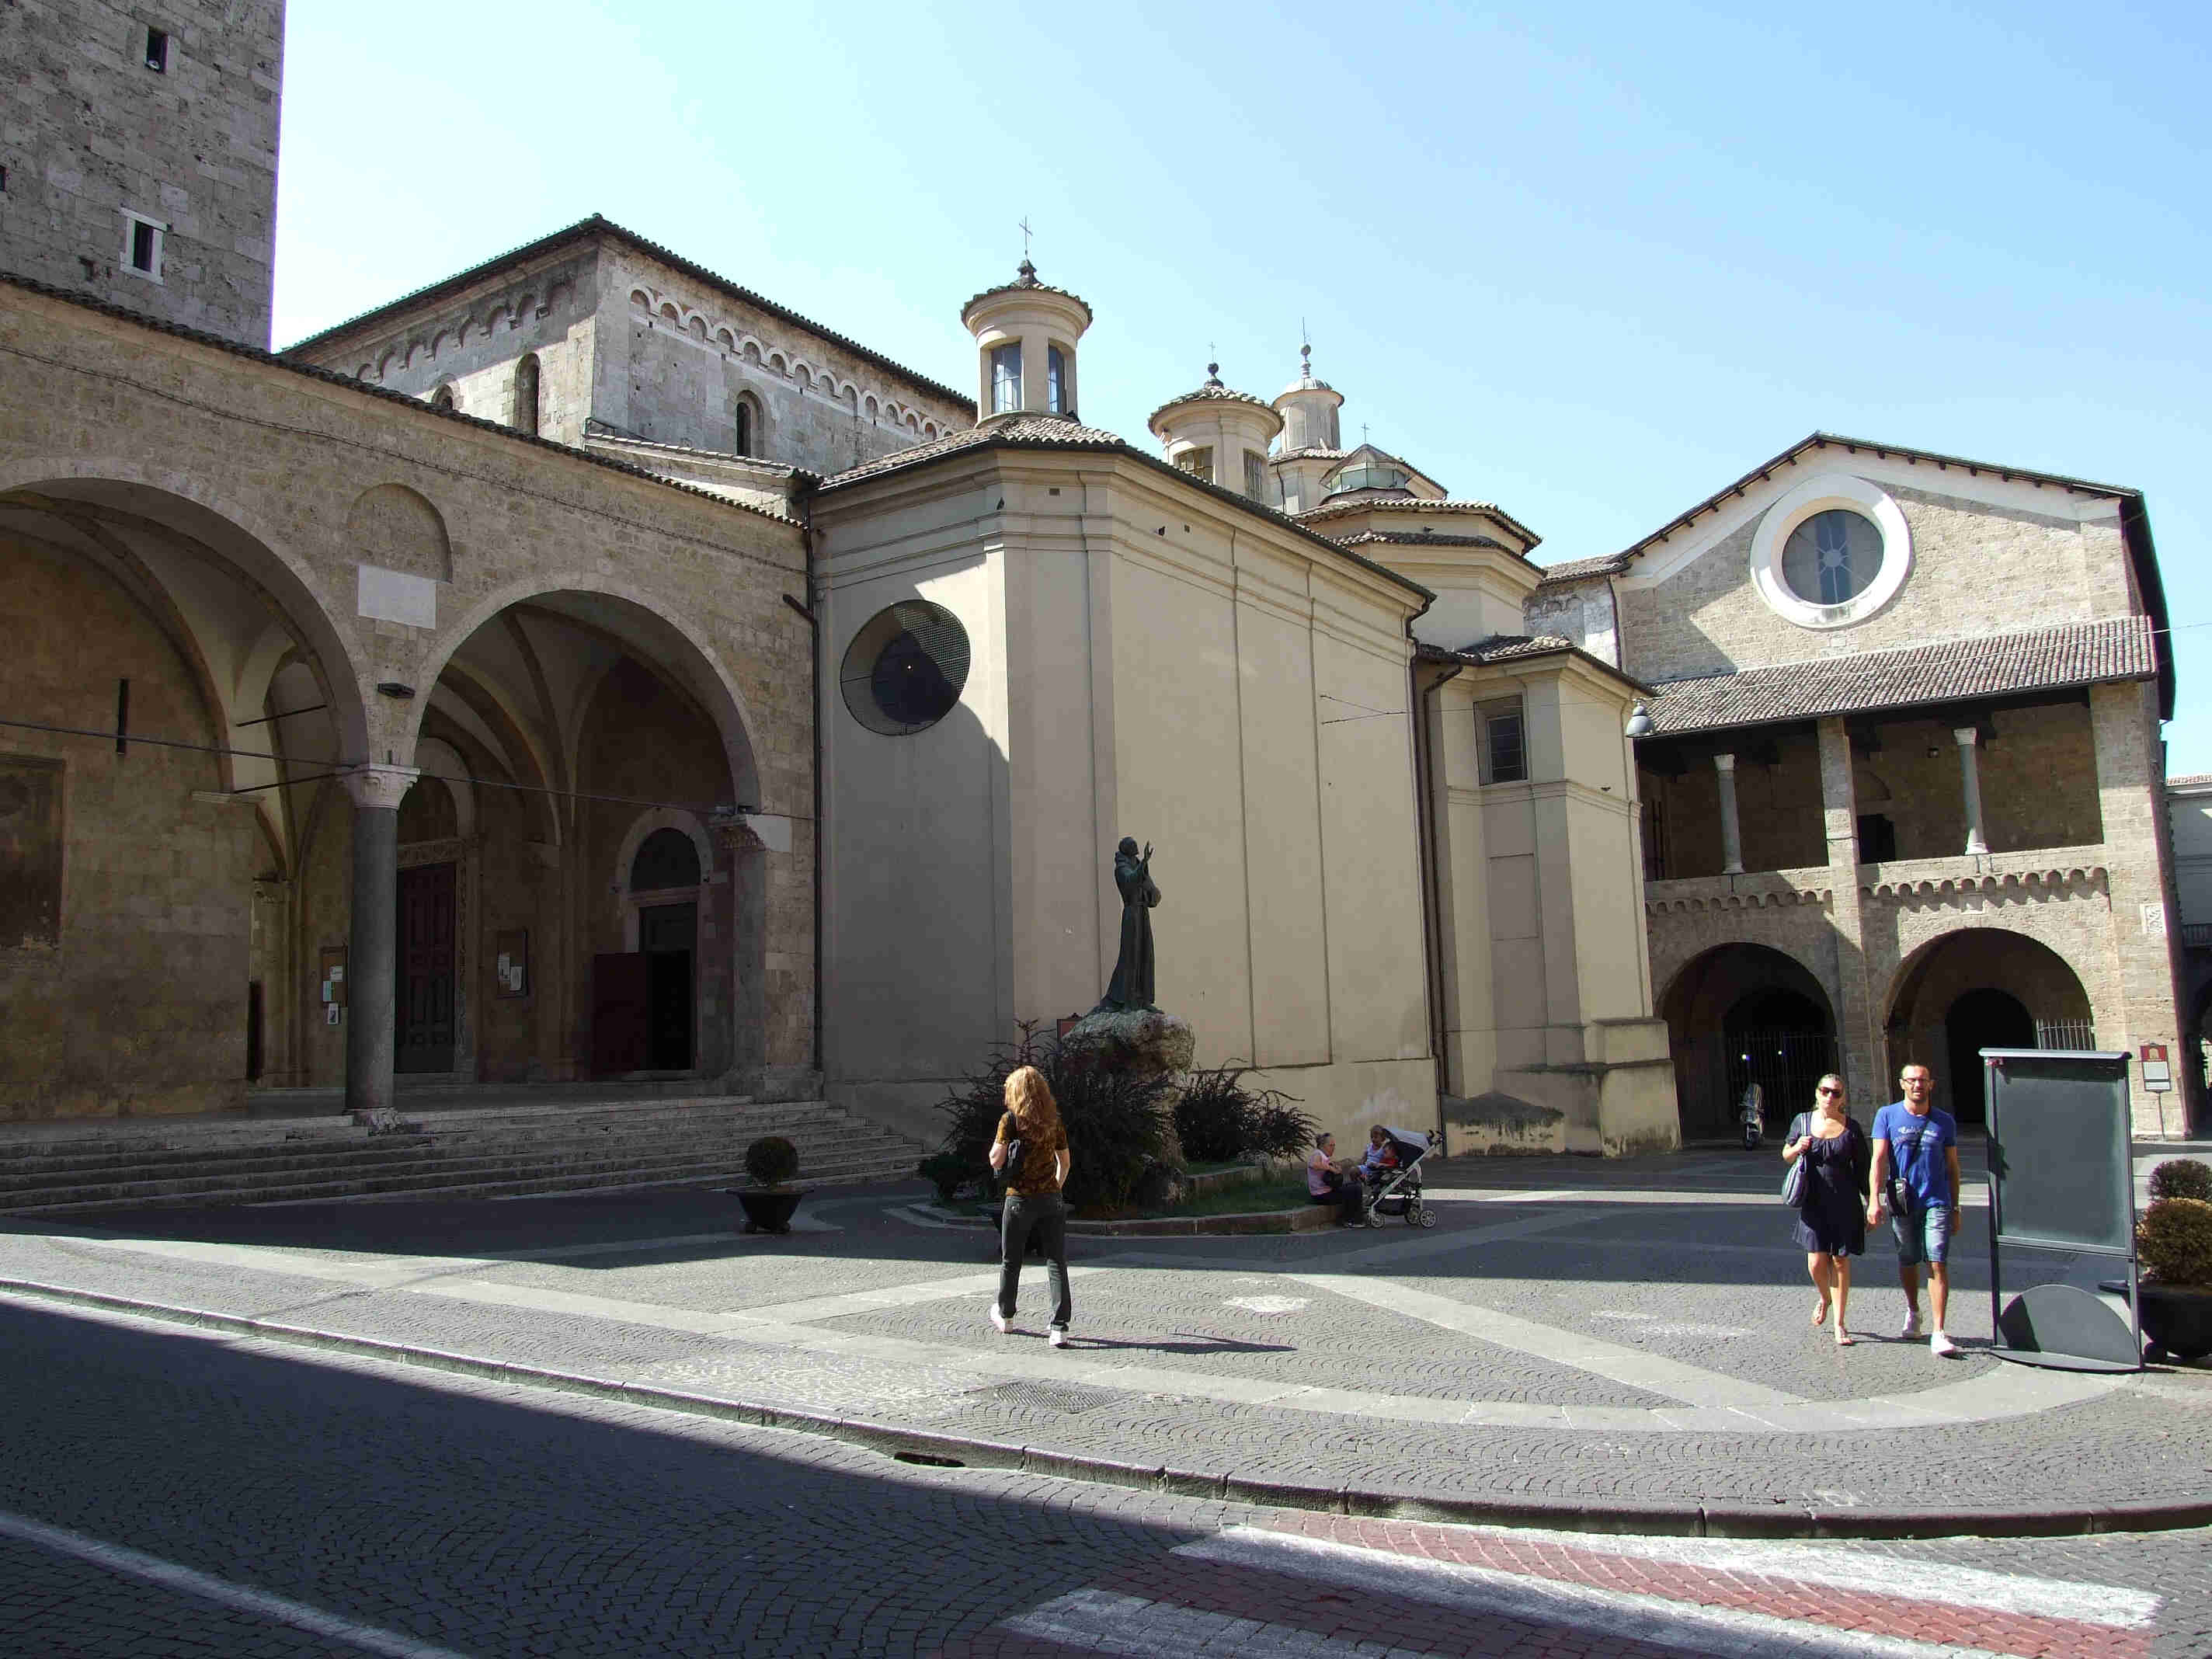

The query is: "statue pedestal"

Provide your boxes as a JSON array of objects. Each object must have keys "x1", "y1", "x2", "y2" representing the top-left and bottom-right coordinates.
[{"x1": 1061, "y1": 1007, "x2": 1195, "y2": 1080}]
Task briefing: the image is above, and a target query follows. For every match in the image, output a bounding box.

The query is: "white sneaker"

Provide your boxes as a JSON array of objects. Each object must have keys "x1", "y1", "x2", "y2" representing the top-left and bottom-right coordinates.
[
  {"x1": 1900, "y1": 1309, "x2": 1922, "y2": 1341},
  {"x1": 989, "y1": 1307, "x2": 1010, "y2": 1334},
  {"x1": 1930, "y1": 1330, "x2": 1960, "y2": 1358},
  {"x1": 1049, "y1": 1327, "x2": 1068, "y2": 1348}
]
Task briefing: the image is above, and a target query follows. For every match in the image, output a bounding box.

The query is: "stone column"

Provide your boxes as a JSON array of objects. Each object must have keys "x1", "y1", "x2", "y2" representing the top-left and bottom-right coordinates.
[
  {"x1": 2091, "y1": 680, "x2": 2186, "y2": 1134},
  {"x1": 1817, "y1": 718, "x2": 1882, "y2": 1103},
  {"x1": 1714, "y1": 753, "x2": 1744, "y2": 875},
  {"x1": 343, "y1": 765, "x2": 417, "y2": 1116},
  {"x1": 1954, "y1": 726, "x2": 1990, "y2": 855}
]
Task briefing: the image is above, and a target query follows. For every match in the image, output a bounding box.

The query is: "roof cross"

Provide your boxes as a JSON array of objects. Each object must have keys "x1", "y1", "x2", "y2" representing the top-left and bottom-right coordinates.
[{"x1": 1018, "y1": 216, "x2": 1033, "y2": 260}]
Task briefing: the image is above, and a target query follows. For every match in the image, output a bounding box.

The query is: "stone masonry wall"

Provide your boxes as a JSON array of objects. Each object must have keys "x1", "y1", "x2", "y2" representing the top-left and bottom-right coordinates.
[{"x1": 0, "y1": 0, "x2": 282, "y2": 346}]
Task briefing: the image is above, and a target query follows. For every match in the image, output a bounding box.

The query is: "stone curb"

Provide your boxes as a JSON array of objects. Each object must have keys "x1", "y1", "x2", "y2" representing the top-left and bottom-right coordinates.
[
  {"x1": 6, "y1": 1274, "x2": 2208, "y2": 1542},
  {"x1": 925, "y1": 1202, "x2": 1334, "y2": 1236}
]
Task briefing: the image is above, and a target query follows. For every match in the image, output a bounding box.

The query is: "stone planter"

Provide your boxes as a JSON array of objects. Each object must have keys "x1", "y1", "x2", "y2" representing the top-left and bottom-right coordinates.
[
  {"x1": 734, "y1": 1187, "x2": 805, "y2": 1235},
  {"x1": 2139, "y1": 1283, "x2": 2212, "y2": 1362}
]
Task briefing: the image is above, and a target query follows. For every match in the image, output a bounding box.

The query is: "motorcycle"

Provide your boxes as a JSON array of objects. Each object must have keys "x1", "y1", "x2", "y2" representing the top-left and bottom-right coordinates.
[{"x1": 1737, "y1": 1080, "x2": 1764, "y2": 1150}]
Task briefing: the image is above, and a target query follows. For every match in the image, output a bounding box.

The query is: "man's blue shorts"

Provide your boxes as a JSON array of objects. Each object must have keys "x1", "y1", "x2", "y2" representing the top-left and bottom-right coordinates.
[{"x1": 1892, "y1": 1203, "x2": 1952, "y2": 1265}]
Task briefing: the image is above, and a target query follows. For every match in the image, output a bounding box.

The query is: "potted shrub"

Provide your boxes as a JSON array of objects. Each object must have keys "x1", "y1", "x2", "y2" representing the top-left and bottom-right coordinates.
[
  {"x1": 734, "y1": 1135, "x2": 804, "y2": 1235},
  {"x1": 2136, "y1": 1159, "x2": 2212, "y2": 1362}
]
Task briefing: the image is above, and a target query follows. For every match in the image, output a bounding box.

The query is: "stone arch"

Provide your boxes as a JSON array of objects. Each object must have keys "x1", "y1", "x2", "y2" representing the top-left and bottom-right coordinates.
[
  {"x1": 629, "y1": 287, "x2": 652, "y2": 308},
  {"x1": 409, "y1": 735, "x2": 477, "y2": 839},
  {"x1": 412, "y1": 576, "x2": 765, "y2": 813},
  {"x1": 659, "y1": 302, "x2": 681, "y2": 323},
  {"x1": 346, "y1": 483, "x2": 452, "y2": 582},
  {"x1": 1658, "y1": 941, "x2": 1838, "y2": 1139},
  {"x1": 1883, "y1": 926, "x2": 2099, "y2": 1125},
  {"x1": 714, "y1": 325, "x2": 736, "y2": 350},
  {"x1": 0, "y1": 460, "x2": 372, "y2": 760},
  {"x1": 768, "y1": 352, "x2": 786, "y2": 374},
  {"x1": 741, "y1": 340, "x2": 762, "y2": 363}
]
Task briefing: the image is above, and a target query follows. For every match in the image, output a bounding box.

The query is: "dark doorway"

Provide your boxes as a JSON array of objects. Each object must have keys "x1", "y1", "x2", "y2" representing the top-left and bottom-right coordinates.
[
  {"x1": 639, "y1": 901, "x2": 696, "y2": 1070},
  {"x1": 245, "y1": 981, "x2": 263, "y2": 1082},
  {"x1": 590, "y1": 954, "x2": 649, "y2": 1076},
  {"x1": 395, "y1": 862, "x2": 457, "y2": 1072},
  {"x1": 1724, "y1": 989, "x2": 1835, "y2": 1132},
  {"x1": 1945, "y1": 987, "x2": 2033, "y2": 1126}
]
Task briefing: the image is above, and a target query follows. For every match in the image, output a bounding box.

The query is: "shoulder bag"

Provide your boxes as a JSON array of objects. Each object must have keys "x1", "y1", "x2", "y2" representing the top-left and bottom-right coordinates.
[
  {"x1": 1780, "y1": 1113, "x2": 1810, "y2": 1206},
  {"x1": 996, "y1": 1112, "x2": 1025, "y2": 1188},
  {"x1": 1887, "y1": 1115, "x2": 1931, "y2": 1216}
]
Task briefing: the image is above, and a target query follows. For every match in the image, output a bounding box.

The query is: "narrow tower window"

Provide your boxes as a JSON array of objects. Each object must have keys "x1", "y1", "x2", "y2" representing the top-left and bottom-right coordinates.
[
  {"x1": 144, "y1": 28, "x2": 169, "y2": 71},
  {"x1": 990, "y1": 343, "x2": 1021, "y2": 414},
  {"x1": 1243, "y1": 451, "x2": 1265, "y2": 500},
  {"x1": 1046, "y1": 346, "x2": 1066, "y2": 415},
  {"x1": 734, "y1": 398, "x2": 753, "y2": 456},
  {"x1": 120, "y1": 211, "x2": 164, "y2": 280},
  {"x1": 430, "y1": 384, "x2": 455, "y2": 411},
  {"x1": 513, "y1": 353, "x2": 541, "y2": 436}
]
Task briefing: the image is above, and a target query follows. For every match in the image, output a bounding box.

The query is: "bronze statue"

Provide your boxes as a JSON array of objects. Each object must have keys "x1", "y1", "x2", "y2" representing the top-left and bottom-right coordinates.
[{"x1": 1093, "y1": 836, "x2": 1160, "y2": 1013}]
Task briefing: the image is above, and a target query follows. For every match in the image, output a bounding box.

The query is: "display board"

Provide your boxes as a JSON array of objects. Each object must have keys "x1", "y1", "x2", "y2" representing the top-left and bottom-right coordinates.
[{"x1": 1983, "y1": 1050, "x2": 2133, "y2": 1256}]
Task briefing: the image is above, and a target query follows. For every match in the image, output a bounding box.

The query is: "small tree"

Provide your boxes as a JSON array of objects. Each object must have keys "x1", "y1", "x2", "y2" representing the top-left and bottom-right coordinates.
[
  {"x1": 1174, "y1": 1063, "x2": 1313, "y2": 1163},
  {"x1": 2149, "y1": 1158, "x2": 2212, "y2": 1203}
]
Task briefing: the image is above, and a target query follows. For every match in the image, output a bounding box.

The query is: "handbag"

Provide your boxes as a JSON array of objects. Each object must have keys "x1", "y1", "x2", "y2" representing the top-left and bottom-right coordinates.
[
  {"x1": 996, "y1": 1113, "x2": 1025, "y2": 1188},
  {"x1": 1779, "y1": 1113, "x2": 1808, "y2": 1206}
]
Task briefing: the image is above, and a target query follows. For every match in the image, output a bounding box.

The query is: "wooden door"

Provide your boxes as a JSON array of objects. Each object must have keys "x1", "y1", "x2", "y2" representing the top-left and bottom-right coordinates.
[
  {"x1": 639, "y1": 902, "x2": 696, "y2": 1070},
  {"x1": 590, "y1": 953, "x2": 650, "y2": 1076},
  {"x1": 395, "y1": 862, "x2": 457, "y2": 1073}
]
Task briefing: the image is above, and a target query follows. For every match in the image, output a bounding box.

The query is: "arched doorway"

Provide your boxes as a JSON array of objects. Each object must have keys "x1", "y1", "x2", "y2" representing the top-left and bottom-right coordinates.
[
  {"x1": 1660, "y1": 944, "x2": 1838, "y2": 1139},
  {"x1": 1886, "y1": 928, "x2": 2095, "y2": 1126}
]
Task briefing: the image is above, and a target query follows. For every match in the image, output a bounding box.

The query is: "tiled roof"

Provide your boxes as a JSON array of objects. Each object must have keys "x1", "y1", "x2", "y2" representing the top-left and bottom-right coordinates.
[
  {"x1": 1147, "y1": 369, "x2": 1275, "y2": 428},
  {"x1": 1296, "y1": 496, "x2": 1542, "y2": 551},
  {"x1": 959, "y1": 259, "x2": 1094, "y2": 327},
  {"x1": 0, "y1": 270, "x2": 803, "y2": 528},
  {"x1": 816, "y1": 414, "x2": 1431, "y2": 603},
  {"x1": 1415, "y1": 635, "x2": 1650, "y2": 690},
  {"x1": 280, "y1": 215, "x2": 972, "y2": 412},
  {"x1": 1336, "y1": 530, "x2": 1510, "y2": 552},
  {"x1": 1640, "y1": 616, "x2": 2156, "y2": 737},
  {"x1": 1534, "y1": 552, "x2": 1633, "y2": 586},
  {"x1": 1275, "y1": 446, "x2": 1348, "y2": 462},
  {"x1": 2169, "y1": 774, "x2": 2212, "y2": 790}
]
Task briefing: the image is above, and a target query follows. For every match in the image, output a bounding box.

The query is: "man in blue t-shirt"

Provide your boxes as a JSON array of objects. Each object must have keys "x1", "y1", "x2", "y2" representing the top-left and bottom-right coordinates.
[{"x1": 1866, "y1": 1063, "x2": 1963, "y2": 1357}]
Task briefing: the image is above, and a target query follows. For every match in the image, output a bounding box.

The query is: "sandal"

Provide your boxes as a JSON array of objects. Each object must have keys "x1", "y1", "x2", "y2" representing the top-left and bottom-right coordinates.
[
  {"x1": 1810, "y1": 1301, "x2": 1829, "y2": 1327},
  {"x1": 1835, "y1": 1329, "x2": 1855, "y2": 1347}
]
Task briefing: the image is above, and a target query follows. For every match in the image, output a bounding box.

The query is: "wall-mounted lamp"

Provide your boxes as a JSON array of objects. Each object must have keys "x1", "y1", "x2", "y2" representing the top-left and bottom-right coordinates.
[
  {"x1": 1625, "y1": 702, "x2": 1654, "y2": 739},
  {"x1": 375, "y1": 681, "x2": 416, "y2": 699}
]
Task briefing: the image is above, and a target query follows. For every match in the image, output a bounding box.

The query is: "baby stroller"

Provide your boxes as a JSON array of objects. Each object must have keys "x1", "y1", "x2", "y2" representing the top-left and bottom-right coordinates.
[{"x1": 1360, "y1": 1127, "x2": 1440, "y2": 1228}]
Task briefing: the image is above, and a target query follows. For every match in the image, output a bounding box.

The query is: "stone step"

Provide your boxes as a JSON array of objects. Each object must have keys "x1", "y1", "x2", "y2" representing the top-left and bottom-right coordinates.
[
  {"x1": 7, "y1": 1152, "x2": 927, "y2": 1214},
  {"x1": 0, "y1": 1115, "x2": 909, "y2": 1189},
  {"x1": 0, "y1": 1098, "x2": 930, "y2": 1213},
  {"x1": 0, "y1": 1123, "x2": 924, "y2": 1203}
]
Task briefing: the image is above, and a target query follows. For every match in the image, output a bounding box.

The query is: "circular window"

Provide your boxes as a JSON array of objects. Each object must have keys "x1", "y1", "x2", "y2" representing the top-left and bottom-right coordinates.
[
  {"x1": 840, "y1": 600, "x2": 971, "y2": 736},
  {"x1": 1780, "y1": 509, "x2": 1882, "y2": 607},
  {"x1": 1747, "y1": 474, "x2": 1913, "y2": 631}
]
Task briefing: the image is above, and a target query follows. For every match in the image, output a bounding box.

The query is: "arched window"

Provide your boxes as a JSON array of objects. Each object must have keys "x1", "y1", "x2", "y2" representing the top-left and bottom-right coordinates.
[
  {"x1": 630, "y1": 827, "x2": 701, "y2": 892},
  {"x1": 735, "y1": 400, "x2": 751, "y2": 456},
  {"x1": 513, "y1": 354, "x2": 541, "y2": 436},
  {"x1": 1047, "y1": 346, "x2": 1067, "y2": 414},
  {"x1": 990, "y1": 343, "x2": 1021, "y2": 413},
  {"x1": 734, "y1": 392, "x2": 762, "y2": 457},
  {"x1": 430, "y1": 384, "x2": 455, "y2": 412}
]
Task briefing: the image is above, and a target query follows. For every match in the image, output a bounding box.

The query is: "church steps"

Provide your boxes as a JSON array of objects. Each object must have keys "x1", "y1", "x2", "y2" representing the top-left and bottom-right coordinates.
[{"x1": 0, "y1": 1101, "x2": 929, "y2": 1213}]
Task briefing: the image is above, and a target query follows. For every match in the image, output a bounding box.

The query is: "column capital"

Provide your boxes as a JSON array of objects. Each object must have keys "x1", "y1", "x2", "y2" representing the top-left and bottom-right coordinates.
[
  {"x1": 341, "y1": 763, "x2": 419, "y2": 813},
  {"x1": 1953, "y1": 726, "x2": 1981, "y2": 747},
  {"x1": 1713, "y1": 752, "x2": 1737, "y2": 774}
]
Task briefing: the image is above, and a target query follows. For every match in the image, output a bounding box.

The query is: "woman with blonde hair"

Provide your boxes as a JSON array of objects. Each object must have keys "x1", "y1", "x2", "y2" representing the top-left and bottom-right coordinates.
[
  {"x1": 1782, "y1": 1071, "x2": 1871, "y2": 1346},
  {"x1": 989, "y1": 1065, "x2": 1073, "y2": 1347}
]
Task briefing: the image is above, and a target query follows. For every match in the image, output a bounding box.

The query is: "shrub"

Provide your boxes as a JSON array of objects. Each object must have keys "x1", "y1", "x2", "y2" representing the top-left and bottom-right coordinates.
[
  {"x1": 743, "y1": 1135, "x2": 798, "y2": 1188},
  {"x1": 932, "y1": 1021, "x2": 1177, "y2": 1214},
  {"x1": 1174, "y1": 1063, "x2": 1314, "y2": 1163},
  {"x1": 2149, "y1": 1159, "x2": 2212, "y2": 1203},
  {"x1": 2138, "y1": 1195, "x2": 2212, "y2": 1287},
  {"x1": 916, "y1": 1150, "x2": 975, "y2": 1205}
]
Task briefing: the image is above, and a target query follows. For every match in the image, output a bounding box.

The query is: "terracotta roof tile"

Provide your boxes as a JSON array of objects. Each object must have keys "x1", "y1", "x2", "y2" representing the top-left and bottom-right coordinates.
[
  {"x1": 1535, "y1": 552, "x2": 1633, "y2": 586},
  {"x1": 1336, "y1": 530, "x2": 1509, "y2": 551},
  {"x1": 1296, "y1": 496, "x2": 1542, "y2": 551},
  {"x1": 1641, "y1": 616, "x2": 2155, "y2": 737}
]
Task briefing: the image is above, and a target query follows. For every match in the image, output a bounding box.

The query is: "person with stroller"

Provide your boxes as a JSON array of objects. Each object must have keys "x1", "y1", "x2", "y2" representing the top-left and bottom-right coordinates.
[
  {"x1": 1306, "y1": 1132, "x2": 1366, "y2": 1226},
  {"x1": 1782, "y1": 1072, "x2": 1871, "y2": 1346},
  {"x1": 988, "y1": 1065, "x2": 1073, "y2": 1348}
]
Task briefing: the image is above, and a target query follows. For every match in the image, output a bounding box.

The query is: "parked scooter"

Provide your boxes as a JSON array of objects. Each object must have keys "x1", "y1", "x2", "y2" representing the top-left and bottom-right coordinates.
[{"x1": 1737, "y1": 1080, "x2": 1764, "y2": 1149}]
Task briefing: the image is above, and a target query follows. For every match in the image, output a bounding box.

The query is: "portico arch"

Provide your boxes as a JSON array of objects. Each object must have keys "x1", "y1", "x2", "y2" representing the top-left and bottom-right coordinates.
[
  {"x1": 1883, "y1": 927, "x2": 2098, "y2": 1125},
  {"x1": 1659, "y1": 943, "x2": 1838, "y2": 1139}
]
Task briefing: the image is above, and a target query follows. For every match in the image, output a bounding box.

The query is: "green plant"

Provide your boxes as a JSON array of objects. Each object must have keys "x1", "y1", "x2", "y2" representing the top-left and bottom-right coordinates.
[
  {"x1": 2137, "y1": 1195, "x2": 2212, "y2": 1286},
  {"x1": 743, "y1": 1135, "x2": 798, "y2": 1188},
  {"x1": 916, "y1": 1150, "x2": 974, "y2": 1205},
  {"x1": 931, "y1": 1021, "x2": 1177, "y2": 1213},
  {"x1": 1173, "y1": 1063, "x2": 1313, "y2": 1163},
  {"x1": 2149, "y1": 1158, "x2": 2212, "y2": 1202}
]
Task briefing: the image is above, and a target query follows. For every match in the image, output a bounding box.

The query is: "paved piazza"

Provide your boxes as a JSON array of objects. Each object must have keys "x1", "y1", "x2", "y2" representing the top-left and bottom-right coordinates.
[{"x1": 2, "y1": 1148, "x2": 2209, "y2": 1656}]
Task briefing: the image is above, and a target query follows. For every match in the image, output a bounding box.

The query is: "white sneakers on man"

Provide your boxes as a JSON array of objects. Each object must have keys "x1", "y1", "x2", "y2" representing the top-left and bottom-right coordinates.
[
  {"x1": 988, "y1": 1307, "x2": 1010, "y2": 1335},
  {"x1": 1930, "y1": 1330, "x2": 1960, "y2": 1358},
  {"x1": 1049, "y1": 1328, "x2": 1069, "y2": 1348}
]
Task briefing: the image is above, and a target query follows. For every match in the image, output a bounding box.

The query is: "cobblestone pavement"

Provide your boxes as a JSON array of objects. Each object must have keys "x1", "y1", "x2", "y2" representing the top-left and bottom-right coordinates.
[{"x1": 1, "y1": 1149, "x2": 2209, "y2": 1654}]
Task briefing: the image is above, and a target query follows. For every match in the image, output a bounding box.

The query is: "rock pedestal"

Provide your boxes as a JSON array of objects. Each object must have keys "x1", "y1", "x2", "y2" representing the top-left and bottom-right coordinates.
[{"x1": 1059, "y1": 1007, "x2": 1195, "y2": 1080}]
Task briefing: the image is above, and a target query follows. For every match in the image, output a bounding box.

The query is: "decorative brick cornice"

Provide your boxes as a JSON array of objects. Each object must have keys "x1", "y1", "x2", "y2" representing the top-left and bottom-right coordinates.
[
  {"x1": 1645, "y1": 885, "x2": 1830, "y2": 916},
  {"x1": 1866, "y1": 865, "x2": 2108, "y2": 904}
]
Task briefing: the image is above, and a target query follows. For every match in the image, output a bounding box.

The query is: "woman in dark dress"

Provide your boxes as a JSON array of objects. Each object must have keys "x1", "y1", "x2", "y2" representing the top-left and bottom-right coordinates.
[{"x1": 1782, "y1": 1073, "x2": 1871, "y2": 1347}]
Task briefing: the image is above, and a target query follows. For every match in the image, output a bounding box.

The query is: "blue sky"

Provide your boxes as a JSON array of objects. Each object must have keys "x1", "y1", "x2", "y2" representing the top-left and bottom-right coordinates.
[{"x1": 274, "y1": 2, "x2": 2212, "y2": 764}]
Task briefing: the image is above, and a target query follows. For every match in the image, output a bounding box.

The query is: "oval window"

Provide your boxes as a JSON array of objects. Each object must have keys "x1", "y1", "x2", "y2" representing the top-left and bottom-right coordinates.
[
  {"x1": 840, "y1": 600, "x2": 971, "y2": 736},
  {"x1": 1780, "y1": 509, "x2": 1883, "y2": 607}
]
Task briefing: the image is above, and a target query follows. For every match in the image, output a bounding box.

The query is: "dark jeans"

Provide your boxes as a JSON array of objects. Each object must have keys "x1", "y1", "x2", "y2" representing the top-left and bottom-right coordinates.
[
  {"x1": 999, "y1": 1191, "x2": 1073, "y2": 1330},
  {"x1": 1313, "y1": 1170, "x2": 1364, "y2": 1224}
]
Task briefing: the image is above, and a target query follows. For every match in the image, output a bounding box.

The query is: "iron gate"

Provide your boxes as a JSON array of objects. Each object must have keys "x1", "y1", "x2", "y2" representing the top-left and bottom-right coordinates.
[{"x1": 1727, "y1": 1028, "x2": 1838, "y2": 1132}]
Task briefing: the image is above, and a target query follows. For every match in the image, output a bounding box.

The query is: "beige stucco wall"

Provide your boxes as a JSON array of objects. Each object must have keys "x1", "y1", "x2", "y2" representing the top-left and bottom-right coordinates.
[{"x1": 813, "y1": 447, "x2": 1434, "y2": 1149}]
